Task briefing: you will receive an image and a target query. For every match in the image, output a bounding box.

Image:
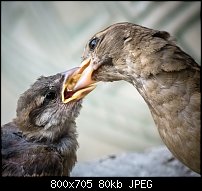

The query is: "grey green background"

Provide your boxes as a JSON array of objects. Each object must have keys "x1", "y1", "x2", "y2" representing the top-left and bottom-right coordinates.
[{"x1": 1, "y1": 1, "x2": 201, "y2": 161}]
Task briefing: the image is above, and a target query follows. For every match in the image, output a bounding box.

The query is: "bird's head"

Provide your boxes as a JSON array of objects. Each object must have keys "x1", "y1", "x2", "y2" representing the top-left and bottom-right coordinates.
[
  {"x1": 14, "y1": 67, "x2": 96, "y2": 141},
  {"x1": 68, "y1": 22, "x2": 172, "y2": 91}
]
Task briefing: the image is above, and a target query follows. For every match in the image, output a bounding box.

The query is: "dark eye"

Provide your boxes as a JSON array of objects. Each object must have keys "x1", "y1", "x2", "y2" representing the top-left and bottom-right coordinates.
[
  {"x1": 45, "y1": 91, "x2": 56, "y2": 101},
  {"x1": 89, "y1": 37, "x2": 99, "y2": 51}
]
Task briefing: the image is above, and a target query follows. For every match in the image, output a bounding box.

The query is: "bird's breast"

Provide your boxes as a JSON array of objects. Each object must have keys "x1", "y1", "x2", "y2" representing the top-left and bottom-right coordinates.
[{"x1": 133, "y1": 71, "x2": 200, "y2": 173}]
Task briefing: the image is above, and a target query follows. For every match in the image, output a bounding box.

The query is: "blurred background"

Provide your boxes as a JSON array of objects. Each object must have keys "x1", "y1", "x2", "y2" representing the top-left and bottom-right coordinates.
[{"x1": 1, "y1": 1, "x2": 201, "y2": 162}]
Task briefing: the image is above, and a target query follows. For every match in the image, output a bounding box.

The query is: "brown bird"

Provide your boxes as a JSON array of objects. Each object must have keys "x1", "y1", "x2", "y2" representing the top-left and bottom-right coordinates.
[
  {"x1": 69, "y1": 22, "x2": 201, "y2": 174},
  {"x1": 2, "y1": 68, "x2": 96, "y2": 176}
]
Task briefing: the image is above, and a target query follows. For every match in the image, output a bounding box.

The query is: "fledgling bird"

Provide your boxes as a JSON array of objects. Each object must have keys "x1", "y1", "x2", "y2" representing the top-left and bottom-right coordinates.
[
  {"x1": 2, "y1": 68, "x2": 96, "y2": 176},
  {"x1": 69, "y1": 22, "x2": 201, "y2": 174}
]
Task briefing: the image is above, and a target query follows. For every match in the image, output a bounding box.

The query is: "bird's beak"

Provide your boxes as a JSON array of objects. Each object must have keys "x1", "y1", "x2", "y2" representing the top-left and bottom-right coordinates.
[
  {"x1": 70, "y1": 57, "x2": 97, "y2": 92},
  {"x1": 62, "y1": 66, "x2": 97, "y2": 103}
]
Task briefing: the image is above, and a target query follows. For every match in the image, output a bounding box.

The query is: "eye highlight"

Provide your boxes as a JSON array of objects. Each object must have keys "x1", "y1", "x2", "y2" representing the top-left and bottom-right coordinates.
[{"x1": 89, "y1": 37, "x2": 99, "y2": 51}]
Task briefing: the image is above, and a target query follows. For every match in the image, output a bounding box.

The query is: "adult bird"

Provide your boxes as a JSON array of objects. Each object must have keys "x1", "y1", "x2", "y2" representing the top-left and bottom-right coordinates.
[
  {"x1": 2, "y1": 68, "x2": 96, "y2": 176},
  {"x1": 69, "y1": 22, "x2": 201, "y2": 174}
]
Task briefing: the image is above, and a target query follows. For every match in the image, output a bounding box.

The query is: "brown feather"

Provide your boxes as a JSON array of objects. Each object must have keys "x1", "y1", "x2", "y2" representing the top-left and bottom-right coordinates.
[{"x1": 83, "y1": 22, "x2": 200, "y2": 173}]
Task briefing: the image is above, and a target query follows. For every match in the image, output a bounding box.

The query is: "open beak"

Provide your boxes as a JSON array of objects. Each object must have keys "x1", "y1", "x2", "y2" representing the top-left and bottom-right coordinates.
[
  {"x1": 62, "y1": 65, "x2": 96, "y2": 103},
  {"x1": 72, "y1": 57, "x2": 97, "y2": 92}
]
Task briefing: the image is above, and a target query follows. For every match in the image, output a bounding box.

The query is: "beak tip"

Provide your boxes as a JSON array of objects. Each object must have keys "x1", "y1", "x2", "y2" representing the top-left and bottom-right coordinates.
[{"x1": 62, "y1": 67, "x2": 80, "y2": 78}]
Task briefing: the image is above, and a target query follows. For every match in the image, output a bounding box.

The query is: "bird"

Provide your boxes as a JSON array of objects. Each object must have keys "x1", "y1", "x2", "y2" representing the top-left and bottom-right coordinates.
[
  {"x1": 1, "y1": 67, "x2": 96, "y2": 176},
  {"x1": 69, "y1": 22, "x2": 201, "y2": 174}
]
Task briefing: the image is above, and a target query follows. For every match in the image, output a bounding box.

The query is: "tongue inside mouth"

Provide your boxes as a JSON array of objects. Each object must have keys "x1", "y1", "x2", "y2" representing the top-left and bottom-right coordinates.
[{"x1": 64, "y1": 90, "x2": 75, "y2": 100}]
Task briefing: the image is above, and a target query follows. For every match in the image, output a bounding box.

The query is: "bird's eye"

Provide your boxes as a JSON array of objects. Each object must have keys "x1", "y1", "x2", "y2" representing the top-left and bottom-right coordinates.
[
  {"x1": 45, "y1": 91, "x2": 56, "y2": 101},
  {"x1": 89, "y1": 37, "x2": 99, "y2": 51}
]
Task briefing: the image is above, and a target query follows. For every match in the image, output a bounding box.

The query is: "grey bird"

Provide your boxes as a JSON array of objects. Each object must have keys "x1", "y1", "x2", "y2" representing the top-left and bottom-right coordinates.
[
  {"x1": 2, "y1": 68, "x2": 96, "y2": 176},
  {"x1": 68, "y1": 22, "x2": 200, "y2": 174}
]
